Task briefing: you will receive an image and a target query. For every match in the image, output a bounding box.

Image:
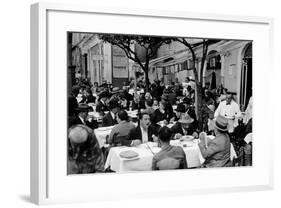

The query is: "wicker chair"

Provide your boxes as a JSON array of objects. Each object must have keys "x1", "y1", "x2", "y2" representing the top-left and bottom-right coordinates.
[{"x1": 156, "y1": 158, "x2": 181, "y2": 170}]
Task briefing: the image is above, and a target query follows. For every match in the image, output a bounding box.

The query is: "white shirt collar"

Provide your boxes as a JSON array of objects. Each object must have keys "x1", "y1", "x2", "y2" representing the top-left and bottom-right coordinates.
[
  {"x1": 140, "y1": 126, "x2": 149, "y2": 143},
  {"x1": 110, "y1": 111, "x2": 115, "y2": 119},
  {"x1": 78, "y1": 116, "x2": 85, "y2": 124}
]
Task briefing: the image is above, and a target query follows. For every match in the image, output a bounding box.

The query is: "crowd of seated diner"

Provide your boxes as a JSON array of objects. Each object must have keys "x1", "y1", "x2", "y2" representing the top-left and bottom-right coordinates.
[{"x1": 67, "y1": 77, "x2": 253, "y2": 174}]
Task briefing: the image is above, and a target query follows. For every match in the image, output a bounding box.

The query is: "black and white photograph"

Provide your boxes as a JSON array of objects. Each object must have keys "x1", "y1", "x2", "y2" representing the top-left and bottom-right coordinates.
[{"x1": 67, "y1": 32, "x2": 253, "y2": 174}]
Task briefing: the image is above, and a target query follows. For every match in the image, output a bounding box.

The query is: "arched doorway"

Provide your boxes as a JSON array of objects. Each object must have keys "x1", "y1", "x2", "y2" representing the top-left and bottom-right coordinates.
[
  {"x1": 240, "y1": 43, "x2": 252, "y2": 110},
  {"x1": 205, "y1": 50, "x2": 221, "y2": 89}
]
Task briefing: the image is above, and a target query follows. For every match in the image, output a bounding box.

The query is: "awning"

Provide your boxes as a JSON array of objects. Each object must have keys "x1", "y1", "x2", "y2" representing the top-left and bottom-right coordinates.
[
  {"x1": 149, "y1": 50, "x2": 189, "y2": 67},
  {"x1": 148, "y1": 40, "x2": 248, "y2": 68},
  {"x1": 149, "y1": 54, "x2": 173, "y2": 67}
]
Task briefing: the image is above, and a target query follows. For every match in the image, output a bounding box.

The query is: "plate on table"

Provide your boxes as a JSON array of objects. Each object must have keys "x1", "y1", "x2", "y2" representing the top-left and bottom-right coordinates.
[
  {"x1": 180, "y1": 135, "x2": 194, "y2": 142},
  {"x1": 167, "y1": 123, "x2": 175, "y2": 128},
  {"x1": 119, "y1": 150, "x2": 139, "y2": 160}
]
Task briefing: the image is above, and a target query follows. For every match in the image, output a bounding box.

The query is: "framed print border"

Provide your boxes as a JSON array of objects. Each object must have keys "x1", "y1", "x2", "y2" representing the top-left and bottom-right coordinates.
[{"x1": 30, "y1": 2, "x2": 274, "y2": 205}]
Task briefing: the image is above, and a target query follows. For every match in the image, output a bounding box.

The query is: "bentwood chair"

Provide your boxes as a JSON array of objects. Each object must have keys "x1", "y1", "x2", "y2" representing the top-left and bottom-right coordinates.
[
  {"x1": 232, "y1": 142, "x2": 252, "y2": 166},
  {"x1": 111, "y1": 134, "x2": 131, "y2": 147}
]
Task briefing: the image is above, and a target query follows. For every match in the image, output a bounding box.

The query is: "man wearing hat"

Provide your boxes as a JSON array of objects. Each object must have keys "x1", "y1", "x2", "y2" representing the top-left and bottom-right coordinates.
[
  {"x1": 102, "y1": 99, "x2": 120, "y2": 127},
  {"x1": 68, "y1": 85, "x2": 80, "y2": 117},
  {"x1": 198, "y1": 115, "x2": 231, "y2": 168},
  {"x1": 68, "y1": 124, "x2": 104, "y2": 174},
  {"x1": 96, "y1": 90, "x2": 110, "y2": 112},
  {"x1": 171, "y1": 113, "x2": 197, "y2": 139},
  {"x1": 68, "y1": 103, "x2": 98, "y2": 129},
  {"x1": 79, "y1": 88, "x2": 96, "y2": 104}
]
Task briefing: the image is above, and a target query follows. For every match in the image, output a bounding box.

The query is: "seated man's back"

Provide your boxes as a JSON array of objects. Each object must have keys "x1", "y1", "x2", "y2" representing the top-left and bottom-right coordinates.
[{"x1": 152, "y1": 145, "x2": 187, "y2": 170}]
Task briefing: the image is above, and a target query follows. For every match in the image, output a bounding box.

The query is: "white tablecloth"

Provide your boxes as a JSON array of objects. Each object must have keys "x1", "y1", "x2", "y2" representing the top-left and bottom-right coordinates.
[
  {"x1": 94, "y1": 126, "x2": 114, "y2": 148},
  {"x1": 157, "y1": 121, "x2": 174, "y2": 128},
  {"x1": 105, "y1": 144, "x2": 159, "y2": 172},
  {"x1": 170, "y1": 139, "x2": 205, "y2": 167},
  {"x1": 88, "y1": 111, "x2": 103, "y2": 122},
  {"x1": 104, "y1": 141, "x2": 204, "y2": 172},
  {"x1": 104, "y1": 137, "x2": 237, "y2": 172},
  {"x1": 126, "y1": 110, "x2": 138, "y2": 118}
]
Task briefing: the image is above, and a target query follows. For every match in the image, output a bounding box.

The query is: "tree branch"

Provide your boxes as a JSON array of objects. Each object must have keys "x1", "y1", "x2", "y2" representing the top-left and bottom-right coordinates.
[{"x1": 199, "y1": 39, "x2": 209, "y2": 85}]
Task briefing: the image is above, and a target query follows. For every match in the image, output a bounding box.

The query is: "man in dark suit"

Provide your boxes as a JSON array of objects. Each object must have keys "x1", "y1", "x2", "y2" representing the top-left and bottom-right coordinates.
[
  {"x1": 128, "y1": 112, "x2": 158, "y2": 146},
  {"x1": 95, "y1": 90, "x2": 110, "y2": 113},
  {"x1": 68, "y1": 103, "x2": 98, "y2": 129},
  {"x1": 79, "y1": 88, "x2": 96, "y2": 104},
  {"x1": 102, "y1": 99, "x2": 120, "y2": 127},
  {"x1": 68, "y1": 85, "x2": 80, "y2": 117}
]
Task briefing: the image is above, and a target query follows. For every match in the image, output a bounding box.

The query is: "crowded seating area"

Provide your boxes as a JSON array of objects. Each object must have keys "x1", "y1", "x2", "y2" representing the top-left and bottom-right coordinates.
[{"x1": 67, "y1": 77, "x2": 253, "y2": 174}]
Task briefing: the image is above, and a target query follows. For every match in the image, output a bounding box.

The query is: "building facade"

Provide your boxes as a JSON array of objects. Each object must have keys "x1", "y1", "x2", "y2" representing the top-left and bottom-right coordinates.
[
  {"x1": 149, "y1": 39, "x2": 252, "y2": 107},
  {"x1": 69, "y1": 34, "x2": 252, "y2": 108},
  {"x1": 70, "y1": 33, "x2": 133, "y2": 88}
]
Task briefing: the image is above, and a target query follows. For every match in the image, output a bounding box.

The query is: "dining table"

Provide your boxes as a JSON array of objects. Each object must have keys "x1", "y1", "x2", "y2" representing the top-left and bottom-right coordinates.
[
  {"x1": 104, "y1": 139, "x2": 205, "y2": 173},
  {"x1": 104, "y1": 135, "x2": 237, "y2": 173}
]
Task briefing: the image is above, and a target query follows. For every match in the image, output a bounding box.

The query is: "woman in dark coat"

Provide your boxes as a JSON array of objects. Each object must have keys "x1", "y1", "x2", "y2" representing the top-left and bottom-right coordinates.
[
  {"x1": 151, "y1": 100, "x2": 174, "y2": 125},
  {"x1": 79, "y1": 88, "x2": 96, "y2": 104}
]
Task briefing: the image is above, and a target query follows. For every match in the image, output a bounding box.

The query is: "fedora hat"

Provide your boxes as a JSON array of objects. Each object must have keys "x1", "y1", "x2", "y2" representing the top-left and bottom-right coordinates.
[
  {"x1": 76, "y1": 103, "x2": 91, "y2": 112},
  {"x1": 214, "y1": 115, "x2": 229, "y2": 132},
  {"x1": 178, "y1": 114, "x2": 194, "y2": 124},
  {"x1": 111, "y1": 87, "x2": 121, "y2": 94},
  {"x1": 68, "y1": 125, "x2": 88, "y2": 144},
  {"x1": 175, "y1": 103, "x2": 186, "y2": 113}
]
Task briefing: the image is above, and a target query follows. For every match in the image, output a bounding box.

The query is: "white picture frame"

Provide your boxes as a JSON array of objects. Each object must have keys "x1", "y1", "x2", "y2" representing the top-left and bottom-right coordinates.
[{"x1": 30, "y1": 2, "x2": 274, "y2": 205}]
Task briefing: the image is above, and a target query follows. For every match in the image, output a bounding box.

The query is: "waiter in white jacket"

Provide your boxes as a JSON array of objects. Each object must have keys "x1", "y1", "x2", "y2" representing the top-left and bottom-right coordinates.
[{"x1": 214, "y1": 93, "x2": 241, "y2": 133}]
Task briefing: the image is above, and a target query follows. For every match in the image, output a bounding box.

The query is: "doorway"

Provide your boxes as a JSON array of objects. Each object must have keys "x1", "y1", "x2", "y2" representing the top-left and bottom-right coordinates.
[{"x1": 205, "y1": 50, "x2": 221, "y2": 89}]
